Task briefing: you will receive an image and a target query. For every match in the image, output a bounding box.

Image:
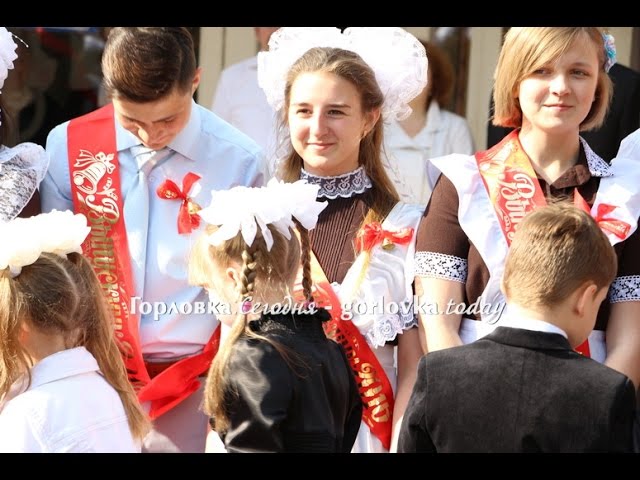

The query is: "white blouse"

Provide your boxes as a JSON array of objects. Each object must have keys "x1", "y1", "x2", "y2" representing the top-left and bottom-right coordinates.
[
  {"x1": 0, "y1": 347, "x2": 140, "y2": 453},
  {"x1": 383, "y1": 101, "x2": 475, "y2": 206}
]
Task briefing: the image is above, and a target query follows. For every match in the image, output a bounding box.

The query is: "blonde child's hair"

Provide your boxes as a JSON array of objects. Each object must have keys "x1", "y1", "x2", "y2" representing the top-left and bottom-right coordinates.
[{"x1": 503, "y1": 202, "x2": 617, "y2": 308}]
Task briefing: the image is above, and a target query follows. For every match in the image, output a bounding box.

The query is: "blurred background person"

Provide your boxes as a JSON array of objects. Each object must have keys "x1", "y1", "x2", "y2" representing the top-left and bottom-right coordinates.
[
  {"x1": 211, "y1": 27, "x2": 280, "y2": 171},
  {"x1": 383, "y1": 40, "x2": 475, "y2": 206}
]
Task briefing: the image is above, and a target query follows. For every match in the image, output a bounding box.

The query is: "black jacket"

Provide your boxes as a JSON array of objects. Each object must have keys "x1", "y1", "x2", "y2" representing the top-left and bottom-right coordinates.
[
  {"x1": 218, "y1": 309, "x2": 362, "y2": 453},
  {"x1": 398, "y1": 327, "x2": 636, "y2": 453}
]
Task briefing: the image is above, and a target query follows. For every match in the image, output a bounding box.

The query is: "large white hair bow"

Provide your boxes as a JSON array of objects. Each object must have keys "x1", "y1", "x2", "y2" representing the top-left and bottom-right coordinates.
[
  {"x1": 257, "y1": 27, "x2": 428, "y2": 121},
  {"x1": 0, "y1": 210, "x2": 91, "y2": 278},
  {"x1": 0, "y1": 27, "x2": 18, "y2": 92},
  {"x1": 198, "y1": 178, "x2": 328, "y2": 251}
]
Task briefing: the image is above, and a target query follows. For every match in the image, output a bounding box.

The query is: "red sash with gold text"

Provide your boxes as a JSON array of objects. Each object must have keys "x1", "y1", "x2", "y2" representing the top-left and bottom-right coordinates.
[
  {"x1": 475, "y1": 130, "x2": 591, "y2": 357},
  {"x1": 475, "y1": 130, "x2": 547, "y2": 246},
  {"x1": 67, "y1": 105, "x2": 220, "y2": 419},
  {"x1": 292, "y1": 251, "x2": 395, "y2": 450}
]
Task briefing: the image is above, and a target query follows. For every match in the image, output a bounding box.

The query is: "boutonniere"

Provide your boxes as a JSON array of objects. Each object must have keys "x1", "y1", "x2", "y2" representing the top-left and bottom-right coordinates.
[
  {"x1": 355, "y1": 221, "x2": 414, "y2": 253},
  {"x1": 156, "y1": 172, "x2": 202, "y2": 234}
]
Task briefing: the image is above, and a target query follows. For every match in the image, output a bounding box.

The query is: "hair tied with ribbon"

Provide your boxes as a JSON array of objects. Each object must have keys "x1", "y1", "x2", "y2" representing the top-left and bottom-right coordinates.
[
  {"x1": 258, "y1": 27, "x2": 428, "y2": 121},
  {"x1": 198, "y1": 178, "x2": 328, "y2": 251},
  {"x1": 0, "y1": 210, "x2": 91, "y2": 278}
]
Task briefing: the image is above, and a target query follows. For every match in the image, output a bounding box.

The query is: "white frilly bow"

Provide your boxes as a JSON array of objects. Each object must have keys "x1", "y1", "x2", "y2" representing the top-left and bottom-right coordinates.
[
  {"x1": 0, "y1": 27, "x2": 18, "y2": 92},
  {"x1": 0, "y1": 210, "x2": 91, "y2": 278},
  {"x1": 257, "y1": 27, "x2": 428, "y2": 121},
  {"x1": 198, "y1": 178, "x2": 328, "y2": 251}
]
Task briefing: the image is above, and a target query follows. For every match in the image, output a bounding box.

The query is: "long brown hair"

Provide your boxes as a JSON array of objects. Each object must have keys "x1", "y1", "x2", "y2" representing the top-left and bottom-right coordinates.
[
  {"x1": 0, "y1": 252, "x2": 151, "y2": 440},
  {"x1": 189, "y1": 222, "x2": 314, "y2": 433},
  {"x1": 277, "y1": 47, "x2": 399, "y2": 231}
]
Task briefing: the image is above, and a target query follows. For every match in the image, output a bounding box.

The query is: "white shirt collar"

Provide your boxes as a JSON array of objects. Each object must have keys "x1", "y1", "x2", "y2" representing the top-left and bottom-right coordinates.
[
  {"x1": 499, "y1": 307, "x2": 568, "y2": 339},
  {"x1": 0, "y1": 347, "x2": 100, "y2": 412},
  {"x1": 29, "y1": 347, "x2": 101, "y2": 389}
]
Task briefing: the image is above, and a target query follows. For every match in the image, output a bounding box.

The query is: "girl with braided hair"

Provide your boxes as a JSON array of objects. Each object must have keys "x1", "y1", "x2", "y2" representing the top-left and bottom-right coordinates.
[{"x1": 189, "y1": 179, "x2": 362, "y2": 453}]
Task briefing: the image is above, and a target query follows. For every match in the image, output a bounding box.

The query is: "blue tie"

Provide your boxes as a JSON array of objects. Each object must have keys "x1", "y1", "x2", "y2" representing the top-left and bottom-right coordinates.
[{"x1": 125, "y1": 146, "x2": 173, "y2": 296}]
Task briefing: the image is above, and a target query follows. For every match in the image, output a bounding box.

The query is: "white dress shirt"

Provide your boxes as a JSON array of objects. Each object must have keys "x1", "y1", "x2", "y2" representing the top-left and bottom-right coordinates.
[
  {"x1": 41, "y1": 102, "x2": 268, "y2": 360},
  {"x1": 383, "y1": 101, "x2": 475, "y2": 205},
  {"x1": 0, "y1": 347, "x2": 139, "y2": 453},
  {"x1": 499, "y1": 310, "x2": 569, "y2": 339}
]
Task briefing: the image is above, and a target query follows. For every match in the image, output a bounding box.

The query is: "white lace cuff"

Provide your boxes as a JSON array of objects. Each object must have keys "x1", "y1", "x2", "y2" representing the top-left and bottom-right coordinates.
[
  {"x1": 608, "y1": 275, "x2": 640, "y2": 303},
  {"x1": 363, "y1": 309, "x2": 417, "y2": 348},
  {"x1": 414, "y1": 251, "x2": 468, "y2": 283}
]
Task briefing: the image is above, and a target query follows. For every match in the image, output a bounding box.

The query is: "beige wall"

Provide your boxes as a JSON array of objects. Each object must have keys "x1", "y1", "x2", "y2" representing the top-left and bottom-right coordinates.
[
  {"x1": 198, "y1": 27, "x2": 635, "y2": 150},
  {"x1": 198, "y1": 27, "x2": 432, "y2": 110},
  {"x1": 466, "y1": 28, "x2": 502, "y2": 150},
  {"x1": 198, "y1": 27, "x2": 256, "y2": 109}
]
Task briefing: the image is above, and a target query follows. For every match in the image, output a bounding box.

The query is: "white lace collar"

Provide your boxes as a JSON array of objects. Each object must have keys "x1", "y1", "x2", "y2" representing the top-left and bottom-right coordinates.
[
  {"x1": 580, "y1": 136, "x2": 613, "y2": 178},
  {"x1": 300, "y1": 165, "x2": 372, "y2": 199}
]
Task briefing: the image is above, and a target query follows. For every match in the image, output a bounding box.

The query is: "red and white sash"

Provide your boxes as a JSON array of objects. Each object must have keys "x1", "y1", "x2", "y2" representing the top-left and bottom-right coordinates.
[
  {"x1": 67, "y1": 104, "x2": 219, "y2": 419},
  {"x1": 292, "y1": 253, "x2": 395, "y2": 451},
  {"x1": 432, "y1": 130, "x2": 640, "y2": 356}
]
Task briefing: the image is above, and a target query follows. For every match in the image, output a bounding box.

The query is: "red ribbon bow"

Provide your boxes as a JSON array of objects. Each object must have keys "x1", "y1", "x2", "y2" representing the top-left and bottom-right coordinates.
[
  {"x1": 355, "y1": 222, "x2": 414, "y2": 253},
  {"x1": 593, "y1": 204, "x2": 631, "y2": 240},
  {"x1": 573, "y1": 190, "x2": 630, "y2": 240},
  {"x1": 156, "y1": 172, "x2": 202, "y2": 234}
]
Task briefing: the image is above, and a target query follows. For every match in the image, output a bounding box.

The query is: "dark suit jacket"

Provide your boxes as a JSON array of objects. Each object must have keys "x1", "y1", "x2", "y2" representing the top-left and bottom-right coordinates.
[
  {"x1": 398, "y1": 327, "x2": 636, "y2": 452},
  {"x1": 219, "y1": 309, "x2": 362, "y2": 453},
  {"x1": 487, "y1": 63, "x2": 640, "y2": 162}
]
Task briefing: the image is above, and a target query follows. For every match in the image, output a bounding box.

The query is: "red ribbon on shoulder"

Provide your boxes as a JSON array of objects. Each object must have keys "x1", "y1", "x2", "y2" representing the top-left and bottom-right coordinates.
[
  {"x1": 355, "y1": 221, "x2": 414, "y2": 253},
  {"x1": 572, "y1": 190, "x2": 632, "y2": 358},
  {"x1": 157, "y1": 172, "x2": 202, "y2": 234},
  {"x1": 573, "y1": 190, "x2": 630, "y2": 240}
]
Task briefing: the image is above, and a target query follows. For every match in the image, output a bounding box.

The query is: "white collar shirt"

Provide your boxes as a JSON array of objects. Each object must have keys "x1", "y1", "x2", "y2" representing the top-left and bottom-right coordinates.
[
  {"x1": 0, "y1": 347, "x2": 139, "y2": 453},
  {"x1": 383, "y1": 101, "x2": 475, "y2": 206},
  {"x1": 41, "y1": 102, "x2": 268, "y2": 359}
]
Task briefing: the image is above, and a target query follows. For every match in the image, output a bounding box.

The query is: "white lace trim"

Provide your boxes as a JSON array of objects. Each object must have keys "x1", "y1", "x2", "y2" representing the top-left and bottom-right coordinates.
[
  {"x1": 363, "y1": 308, "x2": 417, "y2": 348},
  {"x1": 608, "y1": 275, "x2": 640, "y2": 303},
  {"x1": 257, "y1": 27, "x2": 428, "y2": 121},
  {"x1": 300, "y1": 165, "x2": 372, "y2": 199},
  {"x1": 414, "y1": 251, "x2": 468, "y2": 283},
  {"x1": 580, "y1": 136, "x2": 613, "y2": 178},
  {"x1": 0, "y1": 143, "x2": 49, "y2": 222}
]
